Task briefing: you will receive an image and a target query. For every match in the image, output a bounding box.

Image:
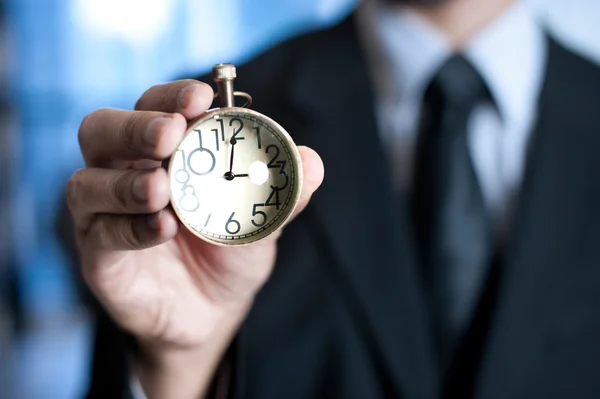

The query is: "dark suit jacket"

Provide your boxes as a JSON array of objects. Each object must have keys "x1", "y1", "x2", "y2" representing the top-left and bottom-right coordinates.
[{"x1": 86, "y1": 14, "x2": 600, "y2": 399}]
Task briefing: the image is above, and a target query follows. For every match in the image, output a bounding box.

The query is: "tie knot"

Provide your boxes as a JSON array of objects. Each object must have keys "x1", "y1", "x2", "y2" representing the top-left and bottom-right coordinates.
[{"x1": 426, "y1": 55, "x2": 490, "y2": 112}]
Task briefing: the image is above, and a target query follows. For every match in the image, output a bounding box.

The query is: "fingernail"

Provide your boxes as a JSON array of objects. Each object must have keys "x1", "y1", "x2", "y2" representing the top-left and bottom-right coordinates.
[
  {"x1": 132, "y1": 176, "x2": 148, "y2": 201},
  {"x1": 148, "y1": 211, "x2": 161, "y2": 230},
  {"x1": 178, "y1": 85, "x2": 198, "y2": 110},
  {"x1": 144, "y1": 118, "x2": 162, "y2": 147}
]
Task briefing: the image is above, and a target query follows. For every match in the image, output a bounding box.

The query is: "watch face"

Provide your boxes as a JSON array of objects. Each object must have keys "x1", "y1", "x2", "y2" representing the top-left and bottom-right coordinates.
[{"x1": 168, "y1": 108, "x2": 302, "y2": 245}]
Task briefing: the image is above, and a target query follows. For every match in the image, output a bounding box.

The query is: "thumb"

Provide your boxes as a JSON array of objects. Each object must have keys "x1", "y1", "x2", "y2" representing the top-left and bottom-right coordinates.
[{"x1": 288, "y1": 145, "x2": 325, "y2": 221}]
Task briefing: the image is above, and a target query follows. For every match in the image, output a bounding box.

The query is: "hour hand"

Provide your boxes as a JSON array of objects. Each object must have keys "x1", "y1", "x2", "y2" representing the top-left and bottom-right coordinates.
[{"x1": 223, "y1": 172, "x2": 248, "y2": 180}]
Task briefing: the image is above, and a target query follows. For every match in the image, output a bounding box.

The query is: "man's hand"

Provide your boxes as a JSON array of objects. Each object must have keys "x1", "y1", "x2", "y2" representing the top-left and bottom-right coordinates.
[{"x1": 67, "y1": 80, "x2": 324, "y2": 398}]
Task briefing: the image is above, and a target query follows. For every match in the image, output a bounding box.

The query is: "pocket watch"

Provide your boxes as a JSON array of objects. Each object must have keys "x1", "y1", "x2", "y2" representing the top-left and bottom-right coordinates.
[{"x1": 167, "y1": 64, "x2": 303, "y2": 245}]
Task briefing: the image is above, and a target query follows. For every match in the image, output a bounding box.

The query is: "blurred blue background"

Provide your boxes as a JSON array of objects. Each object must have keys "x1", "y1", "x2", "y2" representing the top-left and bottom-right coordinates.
[{"x1": 1, "y1": 0, "x2": 600, "y2": 398}]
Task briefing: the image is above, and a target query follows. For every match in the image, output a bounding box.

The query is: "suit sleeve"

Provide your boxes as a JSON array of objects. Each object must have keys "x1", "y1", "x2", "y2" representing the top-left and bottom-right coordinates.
[{"x1": 84, "y1": 305, "x2": 136, "y2": 399}]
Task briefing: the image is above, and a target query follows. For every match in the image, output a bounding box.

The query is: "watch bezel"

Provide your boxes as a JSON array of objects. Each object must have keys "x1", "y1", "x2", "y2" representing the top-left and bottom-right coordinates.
[{"x1": 167, "y1": 107, "x2": 303, "y2": 246}]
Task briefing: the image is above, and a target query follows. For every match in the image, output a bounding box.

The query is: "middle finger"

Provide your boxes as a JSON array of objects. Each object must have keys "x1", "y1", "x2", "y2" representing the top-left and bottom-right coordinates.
[{"x1": 67, "y1": 167, "x2": 170, "y2": 228}]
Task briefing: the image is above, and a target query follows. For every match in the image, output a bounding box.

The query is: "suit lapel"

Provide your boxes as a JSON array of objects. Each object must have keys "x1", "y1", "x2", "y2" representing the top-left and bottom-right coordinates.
[
  {"x1": 274, "y1": 16, "x2": 437, "y2": 399},
  {"x1": 476, "y1": 37, "x2": 600, "y2": 398}
]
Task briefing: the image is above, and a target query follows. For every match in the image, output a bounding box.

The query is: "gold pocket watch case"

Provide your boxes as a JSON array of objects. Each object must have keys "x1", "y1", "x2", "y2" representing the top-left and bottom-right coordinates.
[{"x1": 167, "y1": 64, "x2": 303, "y2": 245}]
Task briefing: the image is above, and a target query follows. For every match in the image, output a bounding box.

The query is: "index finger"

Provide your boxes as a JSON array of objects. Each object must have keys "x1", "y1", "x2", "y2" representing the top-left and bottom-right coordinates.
[
  {"x1": 79, "y1": 80, "x2": 214, "y2": 167},
  {"x1": 135, "y1": 79, "x2": 214, "y2": 120}
]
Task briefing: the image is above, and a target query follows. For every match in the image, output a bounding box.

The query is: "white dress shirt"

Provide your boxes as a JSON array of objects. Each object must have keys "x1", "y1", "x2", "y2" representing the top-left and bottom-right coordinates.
[{"x1": 357, "y1": 0, "x2": 547, "y2": 237}]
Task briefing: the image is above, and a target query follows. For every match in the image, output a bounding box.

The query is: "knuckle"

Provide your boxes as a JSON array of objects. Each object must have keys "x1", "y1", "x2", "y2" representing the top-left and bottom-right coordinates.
[
  {"x1": 87, "y1": 215, "x2": 142, "y2": 250},
  {"x1": 134, "y1": 90, "x2": 149, "y2": 110},
  {"x1": 125, "y1": 217, "x2": 146, "y2": 249},
  {"x1": 87, "y1": 215, "x2": 109, "y2": 247},
  {"x1": 135, "y1": 83, "x2": 165, "y2": 111},
  {"x1": 109, "y1": 216, "x2": 144, "y2": 250},
  {"x1": 78, "y1": 108, "x2": 113, "y2": 162},
  {"x1": 118, "y1": 112, "x2": 143, "y2": 153},
  {"x1": 162, "y1": 81, "x2": 188, "y2": 112},
  {"x1": 158, "y1": 85, "x2": 175, "y2": 111},
  {"x1": 66, "y1": 169, "x2": 86, "y2": 210},
  {"x1": 104, "y1": 171, "x2": 131, "y2": 212},
  {"x1": 79, "y1": 108, "x2": 109, "y2": 133},
  {"x1": 103, "y1": 170, "x2": 166, "y2": 213},
  {"x1": 145, "y1": 169, "x2": 170, "y2": 212},
  {"x1": 78, "y1": 110, "x2": 98, "y2": 149}
]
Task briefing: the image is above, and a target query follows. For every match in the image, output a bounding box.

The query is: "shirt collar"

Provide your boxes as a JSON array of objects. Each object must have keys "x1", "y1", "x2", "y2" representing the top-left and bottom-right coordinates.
[
  {"x1": 465, "y1": 1, "x2": 546, "y2": 128},
  {"x1": 357, "y1": 0, "x2": 547, "y2": 129}
]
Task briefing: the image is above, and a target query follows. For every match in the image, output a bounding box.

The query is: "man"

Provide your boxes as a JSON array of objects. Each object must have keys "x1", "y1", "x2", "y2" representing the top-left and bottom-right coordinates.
[{"x1": 67, "y1": 0, "x2": 600, "y2": 397}]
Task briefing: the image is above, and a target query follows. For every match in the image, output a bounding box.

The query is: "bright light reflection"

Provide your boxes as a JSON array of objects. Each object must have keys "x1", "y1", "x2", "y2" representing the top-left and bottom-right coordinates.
[{"x1": 72, "y1": 0, "x2": 174, "y2": 46}]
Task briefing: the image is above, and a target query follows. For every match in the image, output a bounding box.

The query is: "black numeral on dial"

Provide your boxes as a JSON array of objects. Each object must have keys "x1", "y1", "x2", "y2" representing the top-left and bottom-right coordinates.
[
  {"x1": 253, "y1": 126, "x2": 261, "y2": 149},
  {"x1": 265, "y1": 144, "x2": 279, "y2": 168},
  {"x1": 265, "y1": 187, "x2": 281, "y2": 210},
  {"x1": 225, "y1": 212, "x2": 241, "y2": 234},
  {"x1": 251, "y1": 204, "x2": 267, "y2": 227},
  {"x1": 211, "y1": 117, "x2": 225, "y2": 151},
  {"x1": 174, "y1": 149, "x2": 200, "y2": 212},
  {"x1": 265, "y1": 144, "x2": 288, "y2": 190},
  {"x1": 229, "y1": 118, "x2": 245, "y2": 141},
  {"x1": 188, "y1": 129, "x2": 216, "y2": 176}
]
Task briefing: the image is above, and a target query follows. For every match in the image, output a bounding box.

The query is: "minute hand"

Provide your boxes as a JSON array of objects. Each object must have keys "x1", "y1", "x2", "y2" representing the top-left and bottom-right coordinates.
[
  {"x1": 225, "y1": 137, "x2": 237, "y2": 180},
  {"x1": 229, "y1": 138, "x2": 236, "y2": 173}
]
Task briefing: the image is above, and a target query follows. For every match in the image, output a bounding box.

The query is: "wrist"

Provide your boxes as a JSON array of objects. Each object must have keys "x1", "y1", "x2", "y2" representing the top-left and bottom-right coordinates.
[
  {"x1": 134, "y1": 301, "x2": 250, "y2": 399},
  {"x1": 135, "y1": 347, "x2": 204, "y2": 399}
]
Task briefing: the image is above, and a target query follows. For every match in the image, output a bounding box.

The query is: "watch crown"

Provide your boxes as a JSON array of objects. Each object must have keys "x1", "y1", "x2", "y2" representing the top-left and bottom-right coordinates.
[{"x1": 212, "y1": 64, "x2": 237, "y2": 82}]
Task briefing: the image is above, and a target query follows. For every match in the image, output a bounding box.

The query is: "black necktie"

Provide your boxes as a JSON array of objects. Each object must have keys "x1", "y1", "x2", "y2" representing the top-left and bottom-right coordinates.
[{"x1": 412, "y1": 55, "x2": 493, "y2": 364}]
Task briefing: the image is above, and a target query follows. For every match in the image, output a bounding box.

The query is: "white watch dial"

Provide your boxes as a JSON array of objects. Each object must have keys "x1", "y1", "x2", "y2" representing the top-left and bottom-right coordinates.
[{"x1": 169, "y1": 108, "x2": 302, "y2": 245}]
